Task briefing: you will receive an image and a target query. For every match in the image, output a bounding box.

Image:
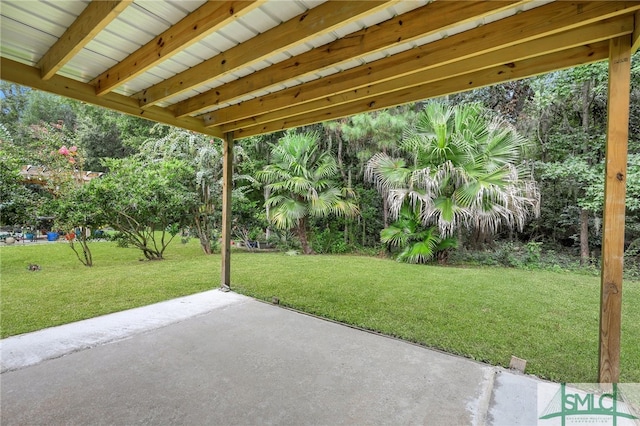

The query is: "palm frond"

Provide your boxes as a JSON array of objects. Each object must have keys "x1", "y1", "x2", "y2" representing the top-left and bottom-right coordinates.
[
  {"x1": 365, "y1": 152, "x2": 411, "y2": 193},
  {"x1": 269, "y1": 199, "x2": 307, "y2": 230}
]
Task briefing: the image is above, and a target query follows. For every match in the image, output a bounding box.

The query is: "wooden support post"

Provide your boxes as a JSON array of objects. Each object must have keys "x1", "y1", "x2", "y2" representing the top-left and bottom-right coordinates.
[
  {"x1": 598, "y1": 36, "x2": 631, "y2": 384},
  {"x1": 220, "y1": 132, "x2": 234, "y2": 291}
]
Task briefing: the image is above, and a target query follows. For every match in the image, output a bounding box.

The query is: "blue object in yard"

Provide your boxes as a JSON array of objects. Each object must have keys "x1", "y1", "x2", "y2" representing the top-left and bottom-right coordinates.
[
  {"x1": 25, "y1": 233, "x2": 35, "y2": 241},
  {"x1": 47, "y1": 232, "x2": 59, "y2": 241}
]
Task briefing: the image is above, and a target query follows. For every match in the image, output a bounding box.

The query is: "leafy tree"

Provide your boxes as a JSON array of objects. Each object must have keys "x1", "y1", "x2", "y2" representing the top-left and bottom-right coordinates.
[
  {"x1": 141, "y1": 125, "x2": 258, "y2": 254},
  {"x1": 367, "y1": 101, "x2": 540, "y2": 261},
  {"x1": 73, "y1": 105, "x2": 136, "y2": 172},
  {"x1": 139, "y1": 126, "x2": 223, "y2": 254},
  {"x1": 91, "y1": 156, "x2": 198, "y2": 260},
  {"x1": 54, "y1": 184, "x2": 103, "y2": 266},
  {"x1": 0, "y1": 146, "x2": 40, "y2": 227},
  {"x1": 257, "y1": 132, "x2": 359, "y2": 254},
  {"x1": 0, "y1": 82, "x2": 30, "y2": 136},
  {"x1": 522, "y1": 56, "x2": 640, "y2": 263},
  {"x1": 381, "y1": 204, "x2": 457, "y2": 264},
  {"x1": 48, "y1": 144, "x2": 103, "y2": 266}
]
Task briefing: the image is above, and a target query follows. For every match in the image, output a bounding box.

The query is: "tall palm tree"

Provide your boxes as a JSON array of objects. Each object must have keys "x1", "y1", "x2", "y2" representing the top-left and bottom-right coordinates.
[
  {"x1": 367, "y1": 101, "x2": 540, "y2": 255},
  {"x1": 257, "y1": 132, "x2": 359, "y2": 254}
]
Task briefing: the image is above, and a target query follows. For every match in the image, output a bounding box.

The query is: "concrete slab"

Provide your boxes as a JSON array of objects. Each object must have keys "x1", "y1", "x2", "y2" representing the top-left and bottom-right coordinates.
[
  {"x1": 487, "y1": 369, "x2": 542, "y2": 425},
  {"x1": 1, "y1": 289, "x2": 248, "y2": 373},
  {"x1": 0, "y1": 290, "x2": 549, "y2": 425}
]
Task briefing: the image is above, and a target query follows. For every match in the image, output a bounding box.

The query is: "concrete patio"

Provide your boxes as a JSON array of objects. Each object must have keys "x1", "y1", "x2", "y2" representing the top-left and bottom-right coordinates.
[{"x1": 1, "y1": 290, "x2": 546, "y2": 425}]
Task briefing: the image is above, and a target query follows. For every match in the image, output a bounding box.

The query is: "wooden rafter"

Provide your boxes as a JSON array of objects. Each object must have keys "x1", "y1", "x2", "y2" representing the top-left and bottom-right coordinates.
[
  {"x1": 136, "y1": 0, "x2": 397, "y2": 108},
  {"x1": 210, "y1": 14, "x2": 635, "y2": 131},
  {"x1": 91, "y1": 1, "x2": 263, "y2": 96},
  {"x1": 37, "y1": 0, "x2": 133, "y2": 80},
  {"x1": 0, "y1": 0, "x2": 637, "y2": 142},
  {"x1": 171, "y1": 0, "x2": 526, "y2": 117},
  {"x1": 633, "y1": 10, "x2": 640, "y2": 53},
  {"x1": 0, "y1": 57, "x2": 221, "y2": 138},
  {"x1": 232, "y1": 41, "x2": 610, "y2": 138}
]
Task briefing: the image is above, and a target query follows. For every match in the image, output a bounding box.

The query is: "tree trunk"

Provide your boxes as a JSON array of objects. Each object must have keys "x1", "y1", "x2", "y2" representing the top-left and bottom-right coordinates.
[
  {"x1": 264, "y1": 186, "x2": 271, "y2": 240},
  {"x1": 344, "y1": 169, "x2": 351, "y2": 244},
  {"x1": 579, "y1": 79, "x2": 592, "y2": 266},
  {"x1": 68, "y1": 227, "x2": 93, "y2": 266},
  {"x1": 383, "y1": 196, "x2": 389, "y2": 228},
  {"x1": 336, "y1": 130, "x2": 347, "y2": 182},
  {"x1": 297, "y1": 218, "x2": 314, "y2": 254},
  {"x1": 194, "y1": 212, "x2": 213, "y2": 254},
  {"x1": 580, "y1": 208, "x2": 590, "y2": 265}
]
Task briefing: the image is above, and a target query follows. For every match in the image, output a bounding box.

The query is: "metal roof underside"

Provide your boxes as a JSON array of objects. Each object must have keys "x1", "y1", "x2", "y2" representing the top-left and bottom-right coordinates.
[{"x1": 1, "y1": 0, "x2": 639, "y2": 139}]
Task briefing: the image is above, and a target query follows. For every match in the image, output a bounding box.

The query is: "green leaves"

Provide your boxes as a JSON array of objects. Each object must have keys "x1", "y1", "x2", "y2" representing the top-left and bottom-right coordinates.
[
  {"x1": 89, "y1": 156, "x2": 198, "y2": 259},
  {"x1": 368, "y1": 101, "x2": 540, "y2": 239},
  {"x1": 257, "y1": 131, "x2": 359, "y2": 254},
  {"x1": 381, "y1": 204, "x2": 458, "y2": 264}
]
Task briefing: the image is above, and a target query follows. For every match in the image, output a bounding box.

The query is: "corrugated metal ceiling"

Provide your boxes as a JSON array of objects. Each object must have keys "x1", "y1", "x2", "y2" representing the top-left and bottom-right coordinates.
[{"x1": 1, "y1": 0, "x2": 638, "y2": 138}]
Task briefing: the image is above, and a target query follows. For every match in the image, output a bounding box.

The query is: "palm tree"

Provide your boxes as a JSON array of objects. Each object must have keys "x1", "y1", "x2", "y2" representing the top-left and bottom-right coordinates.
[
  {"x1": 367, "y1": 101, "x2": 540, "y2": 260},
  {"x1": 381, "y1": 204, "x2": 457, "y2": 264},
  {"x1": 257, "y1": 132, "x2": 359, "y2": 254}
]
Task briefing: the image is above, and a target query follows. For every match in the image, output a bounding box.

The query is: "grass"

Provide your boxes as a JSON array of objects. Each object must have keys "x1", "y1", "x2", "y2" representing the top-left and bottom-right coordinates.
[
  {"x1": 0, "y1": 240, "x2": 218, "y2": 338},
  {"x1": 1, "y1": 240, "x2": 639, "y2": 383}
]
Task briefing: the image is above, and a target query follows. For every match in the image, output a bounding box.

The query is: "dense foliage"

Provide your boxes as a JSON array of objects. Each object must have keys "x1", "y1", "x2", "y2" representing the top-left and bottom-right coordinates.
[
  {"x1": 1, "y1": 52, "x2": 639, "y2": 273},
  {"x1": 367, "y1": 102, "x2": 539, "y2": 263},
  {"x1": 256, "y1": 132, "x2": 359, "y2": 254}
]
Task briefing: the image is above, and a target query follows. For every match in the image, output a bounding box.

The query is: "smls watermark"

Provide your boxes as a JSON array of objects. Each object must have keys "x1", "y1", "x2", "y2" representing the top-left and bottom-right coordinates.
[{"x1": 538, "y1": 382, "x2": 640, "y2": 426}]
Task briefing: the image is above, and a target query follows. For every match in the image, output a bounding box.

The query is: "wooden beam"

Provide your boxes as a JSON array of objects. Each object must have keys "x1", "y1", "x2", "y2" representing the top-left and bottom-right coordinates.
[
  {"x1": 233, "y1": 42, "x2": 610, "y2": 138},
  {"x1": 172, "y1": 0, "x2": 526, "y2": 117},
  {"x1": 204, "y1": 1, "x2": 640, "y2": 127},
  {"x1": 0, "y1": 57, "x2": 222, "y2": 138},
  {"x1": 136, "y1": 0, "x2": 396, "y2": 107},
  {"x1": 92, "y1": 1, "x2": 262, "y2": 96},
  {"x1": 220, "y1": 17, "x2": 634, "y2": 132},
  {"x1": 598, "y1": 35, "x2": 631, "y2": 384},
  {"x1": 37, "y1": 0, "x2": 132, "y2": 80},
  {"x1": 221, "y1": 132, "x2": 234, "y2": 291},
  {"x1": 633, "y1": 11, "x2": 640, "y2": 53}
]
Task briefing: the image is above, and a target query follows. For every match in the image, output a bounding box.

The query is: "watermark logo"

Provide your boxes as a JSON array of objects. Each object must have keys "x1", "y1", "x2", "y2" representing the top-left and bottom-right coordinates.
[{"x1": 538, "y1": 383, "x2": 640, "y2": 426}]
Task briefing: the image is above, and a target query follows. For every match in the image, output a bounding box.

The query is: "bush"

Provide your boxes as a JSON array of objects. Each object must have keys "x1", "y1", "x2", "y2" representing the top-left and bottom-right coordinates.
[
  {"x1": 447, "y1": 241, "x2": 636, "y2": 277},
  {"x1": 311, "y1": 228, "x2": 350, "y2": 254}
]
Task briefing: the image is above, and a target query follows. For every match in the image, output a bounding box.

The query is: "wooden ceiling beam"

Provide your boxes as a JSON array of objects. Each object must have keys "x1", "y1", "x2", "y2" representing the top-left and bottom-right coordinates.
[
  {"x1": 204, "y1": 1, "x2": 640, "y2": 128},
  {"x1": 136, "y1": 0, "x2": 397, "y2": 108},
  {"x1": 91, "y1": 1, "x2": 263, "y2": 96},
  {"x1": 220, "y1": 16, "x2": 634, "y2": 132},
  {"x1": 0, "y1": 58, "x2": 221, "y2": 138},
  {"x1": 633, "y1": 11, "x2": 640, "y2": 53},
  {"x1": 172, "y1": 0, "x2": 526, "y2": 117},
  {"x1": 232, "y1": 41, "x2": 610, "y2": 139},
  {"x1": 37, "y1": 0, "x2": 133, "y2": 80}
]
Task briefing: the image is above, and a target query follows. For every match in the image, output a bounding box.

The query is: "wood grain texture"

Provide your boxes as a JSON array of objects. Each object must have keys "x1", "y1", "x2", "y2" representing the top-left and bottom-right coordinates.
[
  {"x1": 92, "y1": 1, "x2": 261, "y2": 95},
  {"x1": 172, "y1": 0, "x2": 525, "y2": 117},
  {"x1": 203, "y1": 1, "x2": 640, "y2": 127},
  {"x1": 232, "y1": 42, "x2": 610, "y2": 138},
  {"x1": 1, "y1": 57, "x2": 220, "y2": 137},
  {"x1": 598, "y1": 35, "x2": 631, "y2": 384},
  {"x1": 136, "y1": 1, "x2": 395, "y2": 107},
  {"x1": 221, "y1": 132, "x2": 234, "y2": 290},
  {"x1": 37, "y1": 0, "x2": 132, "y2": 80},
  {"x1": 218, "y1": 18, "x2": 633, "y2": 132},
  {"x1": 633, "y1": 10, "x2": 640, "y2": 53}
]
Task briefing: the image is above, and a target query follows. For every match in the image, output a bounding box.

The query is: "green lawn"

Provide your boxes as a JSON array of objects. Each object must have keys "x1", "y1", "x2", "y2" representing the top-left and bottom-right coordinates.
[{"x1": 1, "y1": 240, "x2": 638, "y2": 383}]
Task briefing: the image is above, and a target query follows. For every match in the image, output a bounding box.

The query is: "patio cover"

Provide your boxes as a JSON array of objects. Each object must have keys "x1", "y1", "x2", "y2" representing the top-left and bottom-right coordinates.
[{"x1": 1, "y1": 0, "x2": 638, "y2": 383}]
